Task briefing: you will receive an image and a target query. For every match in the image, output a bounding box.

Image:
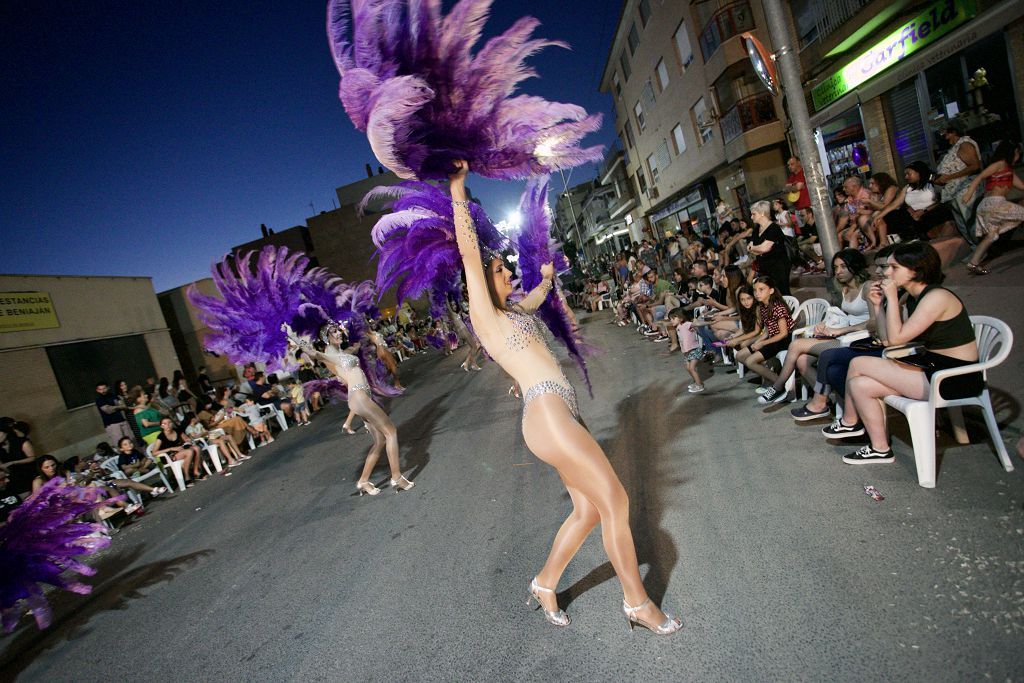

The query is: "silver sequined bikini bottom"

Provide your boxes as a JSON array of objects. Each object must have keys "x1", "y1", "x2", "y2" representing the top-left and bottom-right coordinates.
[
  {"x1": 522, "y1": 380, "x2": 580, "y2": 427},
  {"x1": 348, "y1": 383, "x2": 371, "y2": 395}
]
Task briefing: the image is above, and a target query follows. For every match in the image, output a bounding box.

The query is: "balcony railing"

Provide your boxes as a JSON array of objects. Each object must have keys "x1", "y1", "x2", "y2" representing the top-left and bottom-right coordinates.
[
  {"x1": 811, "y1": 0, "x2": 872, "y2": 47},
  {"x1": 599, "y1": 141, "x2": 628, "y2": 182},
  {"x1": 720, "y1": 92, "x2": 778, "y2": 143},
  {"x1": 699, "y1": 1, "x2": 754, "y2": 61}
]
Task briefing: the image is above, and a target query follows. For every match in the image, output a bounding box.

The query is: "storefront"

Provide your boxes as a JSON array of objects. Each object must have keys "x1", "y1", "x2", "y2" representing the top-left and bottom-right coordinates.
[
  {"x1": 808, "y1": 0, "x2": 1024, "y2": 183},
  {"x1": 649, "y1": 183, "x2": 714, "y2": 239}
]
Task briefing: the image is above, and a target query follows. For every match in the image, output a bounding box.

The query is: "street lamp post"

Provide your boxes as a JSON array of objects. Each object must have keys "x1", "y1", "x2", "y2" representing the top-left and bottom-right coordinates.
[
  {"x1": 558, "y1": 168, "x2": 588, "y2": 265},
  {"x1": 760, "y1": 0, "x2": 841, "y2": 274}
]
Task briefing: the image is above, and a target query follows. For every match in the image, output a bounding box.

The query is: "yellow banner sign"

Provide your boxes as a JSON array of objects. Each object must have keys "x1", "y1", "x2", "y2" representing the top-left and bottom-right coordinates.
[{"x1": 0, "y1": 292, "x2": 60, "y2": 332}]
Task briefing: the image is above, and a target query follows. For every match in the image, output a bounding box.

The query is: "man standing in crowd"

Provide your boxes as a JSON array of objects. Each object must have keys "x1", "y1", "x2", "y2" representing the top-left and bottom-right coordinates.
[
  {"x1": 94, "y1": 382, "x2": 134, "y2": 446},
  {"x1": 638, "y1": 239, "x2": 659, "y2": 273},
  {"x1": 784, "y1": 156, "x2": 812, "y2": 214},
  {"x1": 933, "y1": 120, "x2": 981, "y2": 245}
]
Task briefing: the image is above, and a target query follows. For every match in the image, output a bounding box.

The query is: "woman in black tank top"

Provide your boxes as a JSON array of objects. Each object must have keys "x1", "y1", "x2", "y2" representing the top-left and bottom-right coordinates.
[
  {"x1": 153, "y1": 417, "x2": 201, "y2": 484},
  {"x1": 821, "y1": 242, "x2": 981, "y2": 465}
]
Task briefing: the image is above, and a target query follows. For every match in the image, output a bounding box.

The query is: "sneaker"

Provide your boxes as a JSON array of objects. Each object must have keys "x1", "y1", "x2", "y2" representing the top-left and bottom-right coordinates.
[
  {"x1": 124, "y1": 503, "x2": 142, "y2": 515},
  {"x1": 643, "y1": 329, "x2": 660, "y2": 337},
  {"x1": 228, "y1": 461, "x2": 243, "y2": 468},
  {"x1": 791, "y1": 403, "x2": 832, "y2": 421},
  {"x1": 150, "y1": 486, "x2": 167, "y2": 497},
  {"x1": 822, "y1": 419, "x2": 865, "y2": 439},
  {"x1": 755, "y1": 386, "x2": 772, "y2": 396},
  {"x1": 652, "y1": 335, "x2": 669, "y2": 342},
  {"x1": 757, "y1": 387, "x2": 788, "y2": 405},
  {"x1": 687, "y1": 383, "x2": 705, "y2": 393},
  {"x1": 842, "y1": 445, "x2": 895, "y2": 464}
]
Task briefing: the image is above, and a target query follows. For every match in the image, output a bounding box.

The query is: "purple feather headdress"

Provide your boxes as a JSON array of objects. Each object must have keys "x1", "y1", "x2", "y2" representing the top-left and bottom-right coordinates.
[
  {"x1": 0, "y1": 479, "x2": 116, "y2": 632},
  {"x1": 327, "y1": 0, "x2": 603, "y2": 180},
  {"x1": 364, "y1": 181, "x2": 507, "y2": 307},
  {"x1": 512, "y1": 176, "x2": 594, "y2": 395},
  {"x1": 189, "y1": 247, "x2": 401, "y2": 397}
]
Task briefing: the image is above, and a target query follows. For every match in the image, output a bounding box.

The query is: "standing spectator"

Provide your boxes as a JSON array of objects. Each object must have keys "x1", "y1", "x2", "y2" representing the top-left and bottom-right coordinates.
[
  {"x1": 748, "y1": 200, "x2": 792, "y2": 296},
  {"x1": 143, "y1": 377, "x2": 157, "y2": 398},
  {"x1": 131, "y1": 390, "x2": 164, "y2": 445},
  {"x1": 669, "y1": 308, "x2": 705, "y2": 393},
  {"x1": 95, "y1": 381, "x2": 134, "y2": 446},
  {"x1": 638, "y1": 239, "x2": 659, "y2": 273},
  {"x1": 0, "y1": 417, "x2": 37, "y2": 496},
  {"x1": 963, "y1": 141, "x2": 1024, "y2": 275},
  {"x1": 784, "y1": 157, "x2": 811, "y2": 212},
  {"x1": 196, "y1": 366, "x2": 214, "y2": 395},
  {"x1": 715, "y1": 198, "x2": 735, "y2": 227},
  {"x1": 287, "y1": 379, "x2": 311, "y2": 426},
  {"x1": 933, "y1": 120, "x2": 981, "y2": 245}
]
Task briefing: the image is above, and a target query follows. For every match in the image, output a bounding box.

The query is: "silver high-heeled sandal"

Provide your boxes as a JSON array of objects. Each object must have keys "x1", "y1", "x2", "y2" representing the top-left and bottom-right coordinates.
[
  {"x1": 527, "y1": 578, "x2": 570, "y2": 627},
  {"x1": 356, "y1": 480, "x2": 381, "y2": 496},
  {"x1": 621, "y1": 598, "x2": 682, "y2": 635},
  {"x1": 390, "y1": 475, "x2": 415, "y2": 491}
]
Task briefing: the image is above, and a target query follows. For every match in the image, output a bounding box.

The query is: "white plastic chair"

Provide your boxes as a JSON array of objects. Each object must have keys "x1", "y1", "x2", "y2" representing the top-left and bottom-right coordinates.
[
  {"x1": 189, "y1": 437, "x2": 223, "y2": 474},
  {"x1": 783, "y1": 298, "x2": 831, "y2": 396},
  {"x1": 147, "y1": 442, "x2": 187, "y2": 492},
  {"x1": 882, "y1": 315, "x2": 1014, "y2": 488},
  {"x1": 101, "y1": 452, "x2": 173, "y2": 496},
  {"x1": 99, "y1": 456, "x2": 144, "y2": 506},
  {"x1": 257, "y1": 403, "x2": 288, "y2": 432}
]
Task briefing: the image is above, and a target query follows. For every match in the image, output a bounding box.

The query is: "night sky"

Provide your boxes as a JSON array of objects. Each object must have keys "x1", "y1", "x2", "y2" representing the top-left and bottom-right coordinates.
[{"x1": 1, "y1": 1, "x2": 620, "y2": 292}]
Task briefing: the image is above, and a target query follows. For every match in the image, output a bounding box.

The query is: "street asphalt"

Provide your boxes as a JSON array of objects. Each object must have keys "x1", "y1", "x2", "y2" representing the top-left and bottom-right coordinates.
[{"x1": 2, "y1": 257, "x2": 1023, "y2": 682}]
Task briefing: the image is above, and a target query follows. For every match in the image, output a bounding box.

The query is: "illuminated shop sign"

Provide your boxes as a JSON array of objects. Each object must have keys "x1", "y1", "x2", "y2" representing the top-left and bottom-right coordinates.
[{"x1": 812, "y1": 0, "x2": 976, "y2": 111}]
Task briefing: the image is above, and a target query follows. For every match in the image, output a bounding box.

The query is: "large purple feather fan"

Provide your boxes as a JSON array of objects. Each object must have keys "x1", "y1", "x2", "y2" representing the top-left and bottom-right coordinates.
[
  {"x1": 365, "y1": 181, "x2": 506, "y2": 307},
  {"x1": 0, "y1": 479, "x2": 116, "y2": 632},
  {"x1": 513, "y1": 176, "x2": 594, "y2": 395},
  {"x1": 327, "y1": 0, "x2": 603, "y2": 180},
  {"x1": 302, "y1": 378, "x2": 348, "y2": 404},
  {"x1": 188, "y1": 247, "x2": 309, "y2": 373}
]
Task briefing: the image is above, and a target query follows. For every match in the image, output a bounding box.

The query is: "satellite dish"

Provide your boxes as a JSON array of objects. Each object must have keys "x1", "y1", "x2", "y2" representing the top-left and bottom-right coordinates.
[{"x1": 741, "y1": 32, "x2": 778, "y2": 97}]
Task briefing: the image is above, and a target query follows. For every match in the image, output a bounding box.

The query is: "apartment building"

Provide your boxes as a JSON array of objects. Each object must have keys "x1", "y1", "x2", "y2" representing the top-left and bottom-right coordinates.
[
  {"x1": 599, "y1": 0, "x2": 790, "y2": 239},
  {"x1": 795, "y1": 0, "x2": 1024, "y2": 186}
]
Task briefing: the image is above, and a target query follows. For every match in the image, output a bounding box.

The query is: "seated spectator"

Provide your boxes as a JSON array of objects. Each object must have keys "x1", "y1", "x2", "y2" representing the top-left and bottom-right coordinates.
[
  {"x1": 963, "y1": 140, "x2": 1024, "y2": 275},
  {"x1": 933, "y1": 120, "x2": 982, "y2": 245},
  {"x1": 32, "y1": 455, "x2": 150, "y2": 517},
  {"x1": 715, "y1": 198, "x2": 735, "y2": 227},
  {"x1": 824, "y1": 241, "x2": 981, "y2": 465},
  {"x1": 772, "y1": 198, "x2": 797, "y2": 238},
  {"x1": 184, "y1": 416, "x2": 245, "y2": 467},
  {"x1": 872, "y1": 161, "x2": 954, "y2": 244},
  {"x1": 153, "y1": 377, "x2": 181, "y2": 416},
  {"x1": 196, "y1": 365, "x2": 214, "y2": 395},
  {"x1": 0, "y1": 467, "x2": 22, "y2": 523},
  {"x1": 153, "y1": 417, "x2": 201, "y2": 485},
  {"x1": 208, "y1": 396, "x2": 253, "y2": 447},
  {"x1": 0, "y1": 417, "x2": 38, "y2": 496},
  {"x1": 114, "y1": 436, "x2": 158, "y2": 477},
  {"x1": 735, "y1": 276, "x2": 794, "y2": 390},
  {"x1": 131, "y1": 390, "x2": 164, "y2": 445},
  {"x1": 758, "y1": 248, "x2": 874, "y2": 405},
  {"x1": 830, "y1": 186, "x2": 849, "y2": 227},
  {"x1": 853, "y1": 172, "x2": 898, "y2": 250},
  {"x1": 249, "y1": 372, "x2": 293, "y2": 422},
  {"x1": 176, "y1": 376, "x2": 199, "y2": 414},
  {"x1": 668, "y1": 307, "x2": 705, "y2": 393},
  {"x1": 74, "y1": 441, "x2": 115, "y2": 474},
  {"x1": 239, "y1": 397, "x2": 274, "y2": 447},
  {"x1": 722, "y1": 285, "x2": 759, "y2": 350}
]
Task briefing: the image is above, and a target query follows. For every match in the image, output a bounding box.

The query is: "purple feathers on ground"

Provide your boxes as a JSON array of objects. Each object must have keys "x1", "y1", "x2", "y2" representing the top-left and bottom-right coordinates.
[
  {"x1": 326, "y1": 0, "x2": 603, "y2": 180},
  {"x1": 0, "y1": 479, "x2": 115, "y2": 632},
  {"x1": 513, "y1": 176, "x2": 594, "y2": 395},
  {"x1": 364, "y1": 181, "x2": 506, "y2": 307}
]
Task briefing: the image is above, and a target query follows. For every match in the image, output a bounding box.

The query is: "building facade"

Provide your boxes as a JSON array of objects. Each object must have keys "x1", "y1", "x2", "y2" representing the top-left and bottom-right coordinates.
[
  {"x1": 0, "y1": 274, "x2": 179, "y2": 458},
  {"x1": 796, "y1": 0, "x2": 1024, "y2": 189},
  {"x1": 600, "y1": 0, "x2": 791, "y2": 240},
  {"x1": 157, "y1": 278, "x2": 239, "y2": 387}
]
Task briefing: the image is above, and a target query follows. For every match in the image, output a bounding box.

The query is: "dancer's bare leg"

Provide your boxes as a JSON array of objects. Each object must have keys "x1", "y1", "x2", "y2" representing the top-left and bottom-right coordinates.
[
  {"x1": 343, "y1": 409, "x2": 358, "y2": 434},
  {"x1": 350, "y1": 392, "x2": 403, "y2": 481},
  {"x1": 358, "y1": 423, "x2": 387, "y2": 483},
  {"x1": 533, "y1": 477, "x2": 600, "y2": 612},
  {"x1": 523, "y1": 394, "x2": 670, "y2": 626}
]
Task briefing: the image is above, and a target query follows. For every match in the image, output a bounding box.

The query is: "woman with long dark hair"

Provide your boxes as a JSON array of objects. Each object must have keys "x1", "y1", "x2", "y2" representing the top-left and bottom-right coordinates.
[
  {"x1": 449, "y1": 160, "x2": 681, "y2": 634},
  {"x1": 872, "y1": 161, "x2": 954, "y2": 243}
]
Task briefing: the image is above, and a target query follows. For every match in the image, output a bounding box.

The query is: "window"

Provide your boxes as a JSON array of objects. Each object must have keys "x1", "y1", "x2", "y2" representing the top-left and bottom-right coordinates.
[
  {"x1": 627, "y1": 23, "x2": 640, "y2": 55},
  {"x1": 646, "y1": 153, "x2": 660, "y2": 184},
  {"x1": 656, "y1": 139, "x2": 671, "y2": 171},
  {"x1": 656, "y1": 59, "x2": 669, "y2": 92},
  {"x1": 639, "y1": 0, "x2": 651, "y2": 27},
  {"x1": 671, "y1": 123, "x2": 686, "y2": 155},
  {"x1": 634, "y1": 100, "x2": 645, "y2": 131},
  {"x1": 691, "y1": 97, "x2": 714, "y2": 145},
  {"x1": 46, "y1": 335, "x2": 157, "y2": 410},
  {"x1": 673, "y1": 20, "x2": 693, "y2": 71},
  {"x1": 624, "y1": 120, "x2": 636, "y2": 149},
  {"x1": 619, "y1": 51, "x2": 631, "y2": 81},
  {"x1": 613, "y1": 72, "x2": 622, "y2": 97},
  {"x1": 636, "y1": 170, "x2": 648, "y2": 197},
  {"x1": 641, "y1": 80, "x2": 656, "y2": 111}
]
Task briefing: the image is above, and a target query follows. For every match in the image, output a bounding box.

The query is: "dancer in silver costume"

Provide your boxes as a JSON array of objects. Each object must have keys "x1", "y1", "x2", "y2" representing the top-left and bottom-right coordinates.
[
  {"x1": 283, "y1": 320, "x2": 414, "y2": 496},
  {"x1": 449, "y1": 161, "x2": 681, "y2": 634}
]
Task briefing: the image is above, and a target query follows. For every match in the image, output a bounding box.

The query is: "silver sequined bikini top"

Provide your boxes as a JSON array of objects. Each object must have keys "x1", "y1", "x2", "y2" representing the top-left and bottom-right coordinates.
[{"x1": 502, "y1": 306, "x2": 549, "y2": 352}]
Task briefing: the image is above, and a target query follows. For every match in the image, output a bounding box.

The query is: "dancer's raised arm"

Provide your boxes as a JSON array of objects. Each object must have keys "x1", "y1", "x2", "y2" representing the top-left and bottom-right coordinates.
[
  {"x1": 449, "y1": 160, "x2": 499, "y2": 330},
  {"x1": 281, "y1": 323, "x2": 325, "y2": 363},
  {"x1": 515, "y1": 262, "x2": 556, "y2": 314}
]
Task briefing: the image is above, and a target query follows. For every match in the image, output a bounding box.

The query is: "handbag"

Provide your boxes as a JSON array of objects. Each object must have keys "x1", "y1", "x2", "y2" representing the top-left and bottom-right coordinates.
[
  {"x1": 823, "y1": 306, "x2": 851, "y2": 329},
  {"x1": 783, "y1": 236, "x2": 801, "y2": 264}
]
